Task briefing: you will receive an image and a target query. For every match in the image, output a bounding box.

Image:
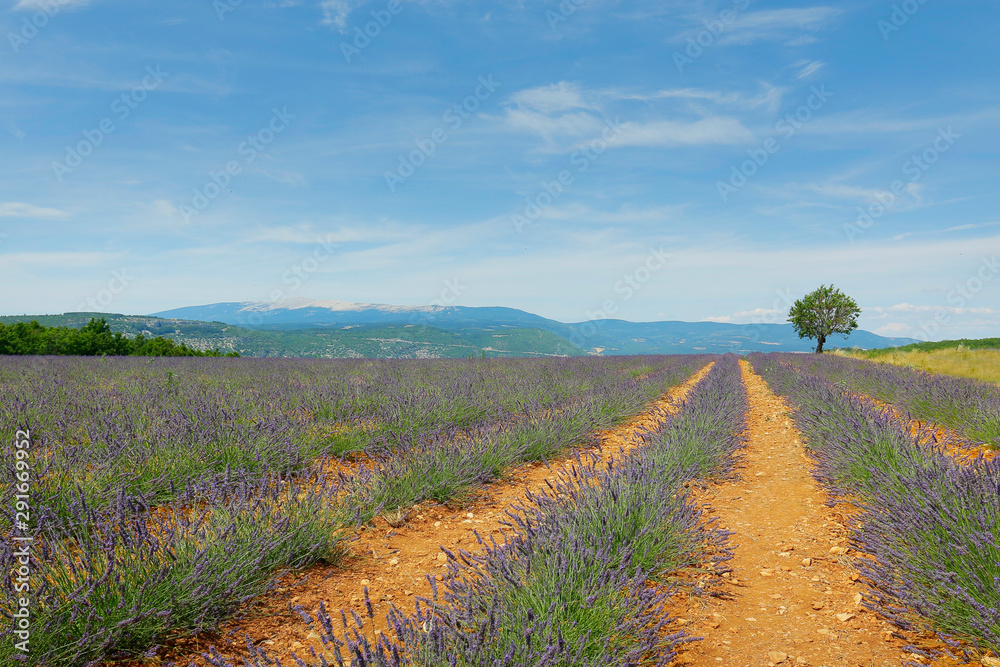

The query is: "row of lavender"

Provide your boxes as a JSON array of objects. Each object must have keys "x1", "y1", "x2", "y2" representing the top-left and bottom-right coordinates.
[
  {"x1": 781, "y1": 353, "x2": 1000, "y2": 447},
  {"x1": 0, "y1": 355, "x2": 705, "y2": 514},
  {"x1": 750, "y1": 353, "x2": 1000, "y2": 658},
  {"x1": 210, "y1": 355, "x2": 749, "y2": 667},
  {"x1": 0, "y1": 356, "x2": 707, "y2": 666}
]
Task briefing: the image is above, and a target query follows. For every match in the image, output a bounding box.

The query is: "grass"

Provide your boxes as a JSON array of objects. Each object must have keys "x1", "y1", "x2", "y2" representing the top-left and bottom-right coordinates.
[{"x1": 838, "y1": 345, "x2": 1000, "y2": 386}]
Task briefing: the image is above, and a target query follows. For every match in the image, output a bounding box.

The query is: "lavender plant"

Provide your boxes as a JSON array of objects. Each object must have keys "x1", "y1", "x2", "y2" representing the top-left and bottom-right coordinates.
[
  {"x1": 207, "y1": 355, "x2": 748, "y2": 667},
  {"x1": 0, "y1": 354, "x2": 709, "y2": 666},
  {"x1": 0, "y1": 472, "x2": 351, "y2": 666},
  {"x1": 782, "y1": 352, "x2": 1000, "y2": 447}
]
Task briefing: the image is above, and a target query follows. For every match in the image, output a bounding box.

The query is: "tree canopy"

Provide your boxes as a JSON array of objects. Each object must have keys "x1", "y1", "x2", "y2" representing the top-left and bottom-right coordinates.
[
  {"x1": 0, "y1": 318, "x2": 239, "y2": 357},
  {"x1": 787, "y1": 285, "x2": 861, "y2": 353}
]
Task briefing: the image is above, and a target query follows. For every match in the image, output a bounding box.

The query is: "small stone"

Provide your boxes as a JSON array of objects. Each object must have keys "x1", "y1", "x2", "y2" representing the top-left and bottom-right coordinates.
[
  {"x1": 850, "y1": 574, "x2": 859, "y2": 581},
  {"x1": 676, "y1": 618, "x2": 689, "y2": 626},
  {"x1": 796, "y1": 658, "x2": 809, "y2": 665},
  {"x1": 817, "y1": 628, "x2": 829, "y2": 636},
  {"x1": 835, "y1": 613, "x2": 856, "y2": 622},
  {"x1": 389, "y1": 558, "x2": 399, "y2": 566},
  {"x1": 801, "y1": 558, "x2": 812, "y2": 567},
  {"x1": 404, "y1": 589, "x2": 414, "y2": 596},
  {"x1": 291, "y1": 641, "x2": 305, "y2": 650},
  {"x1": 306, "y1": 631, "x2": 321, "y2": 641},
  {"x1": 437, "y1": 553, "x2": 447, "y2": 562},
  {"x1": 360, "y1": 579, "x2": 370, "y2": 586},
  {"x1": 263, "y1": 640, "x2": 275, "y2": 645},
  {"x1": 811, "y1": 601, "x2": 824, "y2": 610},
  {"x1": 745, "y1": 617, "x2": 758, "y2": 622},
  {"x1": 853, "y1": 593, "x2": 863, "y2": 605},
  {"x1": 760, "y1": 569, "x2": 774, "y2": 577},
  {"x1": 768, "y1": 651, "x2": 788, "y2": 663},
  {"x1": 830, "y1": 546, "x2": 848, "y2": 555},
  {"x1": 466, "y1": 512, "x2": 474, "y2": 518},
  {"x1": 981, "y1": 657, "x2": 1000, "y2": 667}
]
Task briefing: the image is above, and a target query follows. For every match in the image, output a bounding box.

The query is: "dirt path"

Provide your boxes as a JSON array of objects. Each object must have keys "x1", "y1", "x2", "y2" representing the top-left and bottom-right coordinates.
[
  {"x1": 140, "y1": 362, "x2": 715, "y2": 667},
  {"x1": 672, "y1": 361, "x2": 934, "y2": 667}
]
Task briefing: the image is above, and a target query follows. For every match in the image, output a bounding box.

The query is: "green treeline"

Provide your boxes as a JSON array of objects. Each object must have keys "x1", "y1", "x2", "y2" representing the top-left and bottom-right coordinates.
[{"x1": 0, "y1": 318, "x2": 239, "y2": 357}]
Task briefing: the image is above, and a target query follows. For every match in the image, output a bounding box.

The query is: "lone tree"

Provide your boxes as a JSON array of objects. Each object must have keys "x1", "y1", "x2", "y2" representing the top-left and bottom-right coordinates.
[{"x1": 788, "y1": 285, "x2": 861, "y2": 353}]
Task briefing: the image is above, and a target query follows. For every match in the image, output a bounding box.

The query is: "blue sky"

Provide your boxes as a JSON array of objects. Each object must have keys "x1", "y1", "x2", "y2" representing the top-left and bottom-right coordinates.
[{"x1": 1, "y1": 0, "x2": 998, "y2": 341}]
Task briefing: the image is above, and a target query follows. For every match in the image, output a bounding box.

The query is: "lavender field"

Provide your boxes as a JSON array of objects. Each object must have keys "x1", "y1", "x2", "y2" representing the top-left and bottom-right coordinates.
[
  {"x1": 2, "y1": 352, "x2": 999, "y2": 666},
  {"x1": 0, "y1": 354, "x2": 708, "y2": 665}
]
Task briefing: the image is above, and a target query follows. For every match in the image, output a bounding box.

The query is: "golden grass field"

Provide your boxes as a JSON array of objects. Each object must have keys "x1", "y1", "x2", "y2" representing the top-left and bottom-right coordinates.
[{"x1": 838, "y1": 346, "x2": 1000, "y2": 386}]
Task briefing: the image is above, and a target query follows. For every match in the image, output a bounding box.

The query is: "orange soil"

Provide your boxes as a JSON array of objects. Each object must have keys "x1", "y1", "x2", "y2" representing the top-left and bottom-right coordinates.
[
  {"x1": 127, "y1": 362, "x2": 715, "y2": 666},
  {"x1": 670, "y1": 361, "x2": 987, "y2": 667}
]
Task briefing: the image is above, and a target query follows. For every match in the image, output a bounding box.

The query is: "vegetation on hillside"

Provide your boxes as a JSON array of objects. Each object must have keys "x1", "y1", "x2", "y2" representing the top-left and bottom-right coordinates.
[
  {"x1": 0, "y1": 318, "x2": 238, "y2": 357},
  {"x1": 0, "y1": 313, "x2": 585, "y2": 358}
]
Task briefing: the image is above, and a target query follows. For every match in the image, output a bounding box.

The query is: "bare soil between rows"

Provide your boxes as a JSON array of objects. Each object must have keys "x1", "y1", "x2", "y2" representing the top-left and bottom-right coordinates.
[
  {"x1": 128, "y1": 363, "x2": 715, "y2": 666},
  {"x1": 669, "y1": 361, "x2": 981, "y2": 667}
]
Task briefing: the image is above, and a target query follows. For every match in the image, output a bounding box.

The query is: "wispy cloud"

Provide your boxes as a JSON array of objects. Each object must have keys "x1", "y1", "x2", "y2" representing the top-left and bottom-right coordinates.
[
  {"x1": 714, "y1": 7, "x2": 843, "y2": 45},
  {"x1": 13, "y1": 0, "x2": 91, "y2": 9},
  {"x1": 320, "y1": 0, "x2": 366, "y2": 30},
  {"x1": 614, "y1": 117, "x2": 755, "y2": 147},
  {"x1": 795, "y1": 60, "x2": 824, "y2": 79},
  {"x1": 0, "y1": 202, "x2": 70, "y2": 219}
]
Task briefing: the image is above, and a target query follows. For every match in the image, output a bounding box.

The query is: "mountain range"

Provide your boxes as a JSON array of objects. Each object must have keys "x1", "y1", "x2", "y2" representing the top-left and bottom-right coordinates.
[{"x1": 141, "y1": 298, "x2": 919, "y2": 356}]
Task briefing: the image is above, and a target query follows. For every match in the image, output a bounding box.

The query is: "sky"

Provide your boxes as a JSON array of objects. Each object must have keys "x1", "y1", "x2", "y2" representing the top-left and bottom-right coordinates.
[{"x1": 1, "y1": 0, "x2": 998, "y2": 341}]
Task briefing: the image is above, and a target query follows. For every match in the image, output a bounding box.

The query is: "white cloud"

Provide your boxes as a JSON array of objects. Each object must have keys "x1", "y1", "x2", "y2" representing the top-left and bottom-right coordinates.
[
  {"x1": 508, "y1": 82, "x2": 595, "y2": 114},
  {"x1": 320, "y1": 0, "x2": 366, "y2": 30},
  {"x1": 715, "y1": 7, "x2": 843, "y2": 45},
  {"x1": 795, "y1": 60, "x2": 825, "y2": 79},
  {"x1": 614, "y1": 117, "x2": 755, "y2": 147},
  {"x1": 13, "y1": 0, "x2": 90, "y2": 9},
  {"x1": 0, "y1": 202, "x2": 70, "y2": 219},
  {"x1": 873, "y1": 322, "x2": 911, "y2": 335}
]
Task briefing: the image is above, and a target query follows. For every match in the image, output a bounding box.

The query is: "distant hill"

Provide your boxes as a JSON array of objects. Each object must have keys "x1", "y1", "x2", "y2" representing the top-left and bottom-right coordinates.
[
  {"x1": 0, "y1": 313, "x2": 583, "y2": 358},
  {"x1": 153, "y1": 299, "x2": 920, "y2": 355}
]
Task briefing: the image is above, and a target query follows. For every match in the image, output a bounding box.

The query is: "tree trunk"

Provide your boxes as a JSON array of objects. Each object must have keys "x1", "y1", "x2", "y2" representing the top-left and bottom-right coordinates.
[{"x1": 816, "y1": 335, "x2": 826, "y2": 353}]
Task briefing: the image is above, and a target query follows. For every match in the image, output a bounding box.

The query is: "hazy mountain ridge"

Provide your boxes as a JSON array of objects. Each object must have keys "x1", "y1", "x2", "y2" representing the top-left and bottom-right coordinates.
[{"x1": 152, "y1": 299, "x2": 920, "y2": 354}]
